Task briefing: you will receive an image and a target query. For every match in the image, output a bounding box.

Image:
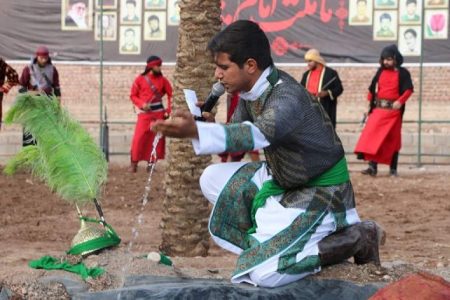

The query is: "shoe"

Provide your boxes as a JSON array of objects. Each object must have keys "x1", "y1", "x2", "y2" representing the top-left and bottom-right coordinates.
[
  {"x1": 361, "y1": 167, "x2": 377, "y2": 176},
  {"x1": 389, "y1": 169, "x2": 398, "y2": 177},
  {"x1": 318, "y1": 221, "x2": 386, "y2": 267},
  {"x1": 129, "y1": 162, "x2": 138, "y2": 173}
]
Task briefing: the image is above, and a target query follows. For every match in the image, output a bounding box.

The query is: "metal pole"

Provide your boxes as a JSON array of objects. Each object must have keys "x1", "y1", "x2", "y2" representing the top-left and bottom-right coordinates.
[
  {"x1": 417, "y1": 2, "x2": 425, "y2": 166},
  {"x1": 99, "y1": 0, "x2": 104, "y2": 148}
]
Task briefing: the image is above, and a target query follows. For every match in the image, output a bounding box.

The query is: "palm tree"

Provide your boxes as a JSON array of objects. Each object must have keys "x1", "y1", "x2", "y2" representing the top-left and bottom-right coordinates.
[{"x1": 160, "y1": 0, "x2": 222, "y2": 256}]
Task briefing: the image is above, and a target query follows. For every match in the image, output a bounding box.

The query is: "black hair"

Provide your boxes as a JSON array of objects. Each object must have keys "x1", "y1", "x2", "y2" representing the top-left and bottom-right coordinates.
[
  {"x1": 379, "y1": 44, "x2": 404, "y2": 66},
  {"x1": 406, "y1": 0, "x2": 417, "y2": 5},
  {"x1": 126, "y1": 0, "x2": 136, "y2": 6},
  {"x1": 404, "y1": 28, "x2": 417, "y2": 37},
  {"x1": 124, "y1": 28, "x2": 135, "y2": 35},
  {"x1": 147, "y1": 15, "x2": 159, "y2": 23},
  {"x1": 380, "y1": 13, "x2": 392, "y2": 22},
  {"x1": 141, "y1": 55, "x2": 161, "y2": 75},
  {"x1": 207, "y1": 20, "x2": 273, "y2": 70}
]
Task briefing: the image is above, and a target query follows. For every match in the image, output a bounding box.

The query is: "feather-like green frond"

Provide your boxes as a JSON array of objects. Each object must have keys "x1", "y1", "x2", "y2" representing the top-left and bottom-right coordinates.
[{"x1": 4, "y1": 93, "x2": 107, "y2": 204}]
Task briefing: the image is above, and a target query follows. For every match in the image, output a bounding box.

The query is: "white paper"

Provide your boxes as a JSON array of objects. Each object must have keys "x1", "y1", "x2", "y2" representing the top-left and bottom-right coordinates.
[{"x1": 183, "y1": 89, "x2": 202, "y2": 117}]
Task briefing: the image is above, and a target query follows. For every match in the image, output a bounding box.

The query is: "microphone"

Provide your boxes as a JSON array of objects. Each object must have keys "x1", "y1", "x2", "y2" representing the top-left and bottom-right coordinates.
[
  {"x1": 201, "y1": 82, "x2": 225, "y2": 113},
  {"x1": 195, "y1": 82, "x2": 225, "y2": 121}
]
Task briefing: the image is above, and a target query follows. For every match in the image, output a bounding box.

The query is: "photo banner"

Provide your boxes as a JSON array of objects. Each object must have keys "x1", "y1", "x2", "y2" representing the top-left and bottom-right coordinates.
[{"x1": 0, "y1": 0, "x2": 449, "y2": 63}]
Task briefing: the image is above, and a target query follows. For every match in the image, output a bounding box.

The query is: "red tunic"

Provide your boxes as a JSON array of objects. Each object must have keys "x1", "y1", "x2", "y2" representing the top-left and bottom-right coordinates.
[
  {"x1": 355, "y1": 69, "x2": 413, "y2": 164},
  {"x1": 305, "y1": 65, "x2": 324, "y2": 96},
  {"x1": 129, "y1": 73, "x2": 172, "y2": 162}
]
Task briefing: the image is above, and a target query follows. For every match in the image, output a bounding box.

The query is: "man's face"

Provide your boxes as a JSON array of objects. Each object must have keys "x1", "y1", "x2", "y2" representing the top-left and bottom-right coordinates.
[
  {"x1": 71, "y1": 2, "x2": 86, "y2": 18},
  {"x1": 149, "y1": 18, "x2": 159, "y2": 30},
  {"x1": 125, "y1": 31, "x2": 135, "y2": 44},
  {"x1": 306, "y1": 60, "x2": 318, "y2": 71},
  {"x1": 102, "y1": 15, "x2": 110, "y2": 28},
  {"x1": 381, "y1": 18, "x2": 391, "y2": 30},
  {"x1": 383, "y1": 57, "x2": 396, "y2": 69},
  {"x1": 406, "y1": 3, "x2": 417, "y2": 15},
  {"x1": 357, "y1": 1, "x2": 367, "y2": 16},
  {"x1": 126, "y1": 3, "x2": 136, "y2": 17},
  {"x1": 404, "y1": 32, "x2": 416, "y2": 50},
  {"x1": 213, "y1": 52, "x2": 251, "y2": 94},
  {"x1": 37, "y1": 56, "x2": 49, "y2": 67}
]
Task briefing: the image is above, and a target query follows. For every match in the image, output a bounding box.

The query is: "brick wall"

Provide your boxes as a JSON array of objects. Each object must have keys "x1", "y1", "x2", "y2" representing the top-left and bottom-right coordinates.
[{"x1": 1, "y1": 63, "x2": 450, "y2": 164}]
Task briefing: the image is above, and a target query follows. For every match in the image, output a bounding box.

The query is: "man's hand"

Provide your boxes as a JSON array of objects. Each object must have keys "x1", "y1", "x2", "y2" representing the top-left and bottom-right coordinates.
[
  {"x1": 392, "y1": 101, "x2": 402, "y2": 110},
  {"x1": 317, "y1": 90, "x2": 329, "y2": 98},
  {"x1": 151, "y1": 110, "x2": 199, "y2": 139}
]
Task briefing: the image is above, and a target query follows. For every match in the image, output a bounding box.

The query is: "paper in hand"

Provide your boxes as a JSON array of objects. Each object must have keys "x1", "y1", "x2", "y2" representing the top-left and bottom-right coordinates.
[{"x1": 183, "y1": 89, "x2": 202, "y2": 117}]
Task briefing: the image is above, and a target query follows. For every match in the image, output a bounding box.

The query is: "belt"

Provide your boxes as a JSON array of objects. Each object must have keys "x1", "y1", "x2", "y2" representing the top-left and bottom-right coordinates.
[{"x1": 375, "y1": 99, "x2": 394, "y2": 109}]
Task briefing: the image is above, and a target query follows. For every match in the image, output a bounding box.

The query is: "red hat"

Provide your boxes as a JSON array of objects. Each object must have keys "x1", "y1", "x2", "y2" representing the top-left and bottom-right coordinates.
[{"x1": 36, "y1": 46, "x2": 50, "y2": 57}]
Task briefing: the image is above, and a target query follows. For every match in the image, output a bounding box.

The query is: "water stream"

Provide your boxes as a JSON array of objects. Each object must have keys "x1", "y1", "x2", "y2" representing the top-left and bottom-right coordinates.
[{"x1": 117, "y1": 132, "x2": 162, "y2": 298}]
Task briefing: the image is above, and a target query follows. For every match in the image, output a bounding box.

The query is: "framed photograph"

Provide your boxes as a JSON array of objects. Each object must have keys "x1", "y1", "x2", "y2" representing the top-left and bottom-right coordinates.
[
  {"x1": 95, "y1": 0, "x2": 117, "y2": 9},
  {"x1": 375, "y1": 0, "x2": 398, "y2": 9},
  {"x1": 167, "y1": 0, "x2": 180, "y2": 26},
  {"x1": 424, "y1": 9, "x2": 448, "y2": 39},
  {"x1": 399, "y1": 0, "x2": 422, "y2": 24},
  {"x1": 144, "y1": 11, "x2": 166, "y2": 41},
  {"x1": 61, "y1": 0, "x2": 93, "y2": 31},
  {"x1": 349, "y1": 0, "x2": 373, "y2": 26},
  {"x1": 95, "y1": 12, "x2": 117, "y2": 41},
  {"x1": 398, "y1": 26, "x2": 422, "y2": 56},
  {"x1": 119, "y1": 26, "x2": 141, "y2": 54},
  {"x1": 120, "y1": 0, "x2": 142, "y2": 24},
  {"x1": 373, "y1": 10, "x2": 398, "y2": 41},
  {"x1": 145, "y1": 0, "x2": 166, "y2": 9},
  {"x1": 425, "y1": 0, "x2": 448, "y2": 8}
]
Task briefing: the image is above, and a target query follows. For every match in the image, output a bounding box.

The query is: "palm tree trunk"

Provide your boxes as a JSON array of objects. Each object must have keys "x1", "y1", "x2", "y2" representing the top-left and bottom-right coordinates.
[{"x1": 160, "y1": 0, "x2": 222, "y2": 257}]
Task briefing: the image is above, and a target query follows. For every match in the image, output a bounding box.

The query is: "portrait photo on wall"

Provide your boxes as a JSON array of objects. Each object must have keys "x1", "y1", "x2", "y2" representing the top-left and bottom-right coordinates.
[
  {"x1": 425, "y1": 0, "x2": 449, "y2": 8},
  {"x1": 349, "y1": 0, "x2": 374, "y2": 26},
  {"x1": 375, "y1": 0, "x2": 398, "y2": 9},
  {"x1": 398, "y1": 26, "x2": 422, "y2": 56},
  {"x1": 95, "y1": 0, "x2": 117, "y2": 9},
  {"x1": 424, "y1": 9, "x2": 448, "y2": 39},
  {"x1": 95, "y1": 12, "x2": 117, "y2": 41},
  {"x1": 399, "y1": 0, "x2": 422, "y2": 24},
  {"x1": 61, "y1": 0, "x2": 93, "y2": 31},
  {"x1": 373, "y1": 10, "x2": 398, "y2": 40},
  {"x1": 120, "y1": 0, "x2": 142, "y2": 24},
  {"x1": 119, "y1": 26, "x2": 141, "y2": 54},
  {"x1": 167, "y1": 0, "x2": 180, "y2": 26},
  {"x1": 144, "y1": 11, "x2": 166, "y2": 41},
  {"x1": 145, "y1": 0, "x2": 166, "y2": 9}
]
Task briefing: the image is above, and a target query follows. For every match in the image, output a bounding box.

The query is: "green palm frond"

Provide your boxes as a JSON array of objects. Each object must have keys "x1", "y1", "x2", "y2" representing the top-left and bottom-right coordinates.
[{"x1": 4, "y1": 93, "x2": 107, "y2": 204}]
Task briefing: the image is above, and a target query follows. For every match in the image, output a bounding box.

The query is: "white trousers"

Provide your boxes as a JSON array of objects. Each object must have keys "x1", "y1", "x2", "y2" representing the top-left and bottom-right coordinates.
[{"x1": 200, "y1": 162, "x2": 360, "y2": 288}]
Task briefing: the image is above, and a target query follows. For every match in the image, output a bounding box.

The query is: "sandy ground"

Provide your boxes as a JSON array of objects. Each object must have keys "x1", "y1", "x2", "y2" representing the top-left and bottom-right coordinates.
[{"x1": 1, "y1": 162, "x2": 449, "y2": 298}]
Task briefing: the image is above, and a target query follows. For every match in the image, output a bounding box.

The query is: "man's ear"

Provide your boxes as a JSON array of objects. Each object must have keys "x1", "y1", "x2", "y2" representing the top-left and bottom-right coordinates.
[{"x1": 245, "y1": 58, "x2": 258, "y2": 74}]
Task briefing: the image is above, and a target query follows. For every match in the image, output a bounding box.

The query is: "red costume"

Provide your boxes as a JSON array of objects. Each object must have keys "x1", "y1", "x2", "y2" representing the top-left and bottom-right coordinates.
[
  {"x1": 129, "y1": 57, "x2": 172, "y2": 167},
  {"x1": 0, "y1": 58, "x2": 19, "y2": 128},
  {"x1": 355, "y1": 45, "x2": 413, "y2": 175}
]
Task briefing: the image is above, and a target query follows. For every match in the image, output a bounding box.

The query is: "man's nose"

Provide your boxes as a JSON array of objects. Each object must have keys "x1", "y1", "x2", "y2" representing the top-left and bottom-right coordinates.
[{"x1": 214, "y1": 68, "x2": 223, "y2": 80}]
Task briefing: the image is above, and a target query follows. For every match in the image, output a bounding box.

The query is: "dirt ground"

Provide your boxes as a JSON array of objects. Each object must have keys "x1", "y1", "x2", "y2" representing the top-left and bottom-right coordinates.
[{"x1": 1, "y1": 162, "x2": 449, "y2": 298}]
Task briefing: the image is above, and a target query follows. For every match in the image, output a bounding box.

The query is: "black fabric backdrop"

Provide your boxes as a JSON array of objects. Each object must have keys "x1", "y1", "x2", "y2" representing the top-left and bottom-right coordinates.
[{"x1": 0, "y1": 0, "x2": 449, "y2": 63}]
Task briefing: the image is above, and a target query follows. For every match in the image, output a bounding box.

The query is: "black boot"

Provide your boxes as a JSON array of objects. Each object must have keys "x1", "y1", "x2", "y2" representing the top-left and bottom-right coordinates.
[
  {"x1": 361, "y1": 161, "x2": 377, "y2": 176},
  {"x1": 389, "y1": 152, "x2": 399, "y2": 177},
  {"x1": 318, "y1": 221, "x2": 386, "y2": 267}
]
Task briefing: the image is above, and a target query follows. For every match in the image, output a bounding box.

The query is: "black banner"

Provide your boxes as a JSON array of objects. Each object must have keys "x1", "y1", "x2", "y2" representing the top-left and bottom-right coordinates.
[{"x1": 0, "y1": 0, "x2": 449, "y2": 63}]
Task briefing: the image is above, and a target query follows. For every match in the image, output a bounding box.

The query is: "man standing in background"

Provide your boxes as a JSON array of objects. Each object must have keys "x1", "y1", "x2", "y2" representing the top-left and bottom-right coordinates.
[
  {"x1": 300, "y1": 49, "x2": 344, "y2": 128},
  {"x1": 0, "y1": 58, "x2": 19, "y2": 130},
  {"x1": 355, "y1": 44, "x2": 413, "y2": 177},
  {"x1": 129, "y1": 55, "x2": 172, "y2": 173},
  {"x1": 19, "y1": 46, "x2": 61, "y2": 146}
]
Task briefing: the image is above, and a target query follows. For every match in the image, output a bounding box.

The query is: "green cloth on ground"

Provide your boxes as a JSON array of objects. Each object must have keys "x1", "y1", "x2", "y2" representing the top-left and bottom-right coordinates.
[
  {"x1": 248, "y1": 157, "x2": 350, "y2": 234},
  {"x1": 29, "y1": 255, "x2": 105, "y2": 280}
]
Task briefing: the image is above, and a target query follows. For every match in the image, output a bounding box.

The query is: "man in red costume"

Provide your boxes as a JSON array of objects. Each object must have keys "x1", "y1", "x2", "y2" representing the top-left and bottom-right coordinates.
[
  {"x1": 354, "y1": 45, "x2": 413, "y2": 177},
  {"x1": 0, "y1": 57, "x2": 19, "y2": 130},
  {"x1": 129, "y1": 55, "x2": 172, "y2": 172}
]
